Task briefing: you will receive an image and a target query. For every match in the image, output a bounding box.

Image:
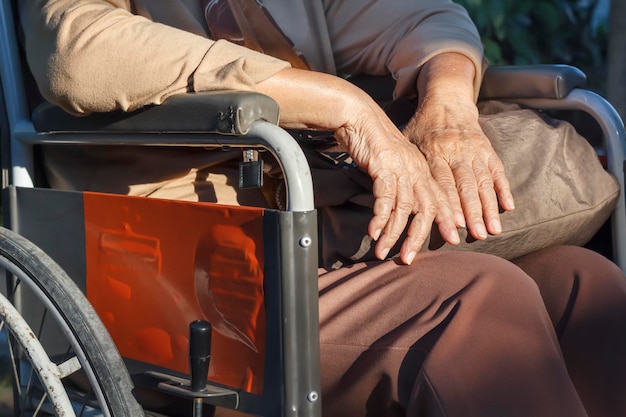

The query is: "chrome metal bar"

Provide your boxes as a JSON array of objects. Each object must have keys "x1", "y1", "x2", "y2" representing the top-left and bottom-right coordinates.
[
  {"x1": 509, "y1": 89, "x2": 626, "y2": 270},
  {"x1": 16, "y1": 120, "x2": 315, "y2": 212}
]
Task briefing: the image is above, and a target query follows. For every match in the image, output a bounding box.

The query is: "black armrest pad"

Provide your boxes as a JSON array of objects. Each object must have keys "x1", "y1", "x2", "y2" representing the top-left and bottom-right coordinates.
[
  {"x1": 479, "y1": 64, "x2": 588, "y2": 100},
  {"x1": 32, "y1": 91, "x2": 280, "y2": 135}
]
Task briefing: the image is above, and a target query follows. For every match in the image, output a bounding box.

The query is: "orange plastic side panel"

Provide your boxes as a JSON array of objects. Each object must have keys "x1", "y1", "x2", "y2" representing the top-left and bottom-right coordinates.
[{"x1": 83, "y1": 192, "x2": 266, "y2": 395}]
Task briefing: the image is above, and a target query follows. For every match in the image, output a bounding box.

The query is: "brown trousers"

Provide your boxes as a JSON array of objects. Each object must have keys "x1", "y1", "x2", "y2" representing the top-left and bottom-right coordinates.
[{"x1": 316, "y1": 246, "x2": 626, "y2": 417}]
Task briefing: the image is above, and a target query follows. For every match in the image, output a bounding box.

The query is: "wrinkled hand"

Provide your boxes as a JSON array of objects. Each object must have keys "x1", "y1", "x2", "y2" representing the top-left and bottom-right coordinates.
[
  {"x1": 334, "y1": 101, "x2": 460, "y2": 264},
  {"x1": 256, "y1": 66, "x2": 462, "y2": 263},
  {"x1": 403, "y1": 94, "x2": 515, "y2": 240}
]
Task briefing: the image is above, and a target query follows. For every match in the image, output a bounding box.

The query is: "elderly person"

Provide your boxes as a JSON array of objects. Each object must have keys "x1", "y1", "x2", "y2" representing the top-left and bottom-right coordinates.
[{"x1": 20, "y1": 0, "x2": 626, "y2": 416}]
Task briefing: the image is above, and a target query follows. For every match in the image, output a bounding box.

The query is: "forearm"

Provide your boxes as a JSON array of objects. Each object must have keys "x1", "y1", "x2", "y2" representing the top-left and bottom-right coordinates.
[
  {"x1": 22, "y1": 0, "x2": 289, "y2": 115},
  {"x1": 256, "y1": 67, "x2": 398, "y2": 172},
  {"x1": 256, "y1": 68, "x2": 373, "y2": 132}
]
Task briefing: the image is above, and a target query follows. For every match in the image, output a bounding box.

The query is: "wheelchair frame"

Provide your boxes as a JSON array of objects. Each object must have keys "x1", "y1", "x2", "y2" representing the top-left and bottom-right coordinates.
[
  {"x1": 1, "y1": 1, "x2": 321, "y2": 416},
  {"x1": 1, "y1": 0, "x2": 625, "y2": 415}
]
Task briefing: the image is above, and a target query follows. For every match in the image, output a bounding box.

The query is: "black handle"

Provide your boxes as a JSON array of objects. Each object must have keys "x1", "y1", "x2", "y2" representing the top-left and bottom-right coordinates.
[{"x1": 189, "y1": 320, "x2": 212, "y2": 392}]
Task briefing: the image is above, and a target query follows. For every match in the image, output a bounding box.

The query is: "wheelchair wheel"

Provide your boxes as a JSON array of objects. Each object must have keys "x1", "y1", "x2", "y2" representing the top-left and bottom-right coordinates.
[{"x1": 0, "y1": 226, "x2": 144, "y2": 416}]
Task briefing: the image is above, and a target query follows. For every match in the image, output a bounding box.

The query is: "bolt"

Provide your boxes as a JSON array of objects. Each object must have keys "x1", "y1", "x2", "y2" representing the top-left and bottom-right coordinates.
[{"x1": 307, "y1": 391, "x2": 319, "y2": 403}]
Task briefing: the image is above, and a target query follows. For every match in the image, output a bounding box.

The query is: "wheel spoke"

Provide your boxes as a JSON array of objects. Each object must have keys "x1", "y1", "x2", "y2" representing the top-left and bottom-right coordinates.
[
  {"x1": 0, "y1": 226, "x2": 144, "y2": 416},
  {"x1": 35, "y1": 308, "x2": 48, "y2": 340},
  {"x1": 31, "y1": 390, "x2": 49, "y2": 416},
  {"x1": 7, "y1": 330, "x2": 21, "y2": 398}
]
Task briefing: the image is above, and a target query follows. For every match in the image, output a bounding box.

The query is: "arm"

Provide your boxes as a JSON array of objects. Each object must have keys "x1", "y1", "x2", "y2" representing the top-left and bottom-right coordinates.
[
  {"x1": 325, "y1": 0, "x2": 484, "y2": 100},
  {"x1": 22, "y1": 0, "x2": 460, "y2": 263},
  {"x1": 257, "y1": 68, "x2": 460, "y2": 264},
  {"x1": 323, "y1": 0, "x2": 513, "y2": 240},
  {"x1": 21, "y1": 0, "x2": 289, "y2": 115}
]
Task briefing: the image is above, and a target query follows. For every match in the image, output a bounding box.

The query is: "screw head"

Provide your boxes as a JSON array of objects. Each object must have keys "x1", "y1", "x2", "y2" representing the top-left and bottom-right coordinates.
[{"x1": 299, "y1": 236, "x2": 312, "y2": 248}]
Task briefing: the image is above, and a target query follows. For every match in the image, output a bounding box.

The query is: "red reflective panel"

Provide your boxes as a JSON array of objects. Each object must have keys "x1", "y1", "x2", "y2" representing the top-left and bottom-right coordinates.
[{"x1": 83, "y1": 192, "x2": 266, "y2": 395}]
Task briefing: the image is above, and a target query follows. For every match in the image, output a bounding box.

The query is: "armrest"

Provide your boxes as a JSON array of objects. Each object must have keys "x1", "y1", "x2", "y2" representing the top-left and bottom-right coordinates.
[
  {"x1": 27, "y1": 90, "x2": 316, "y2": 212},
  {"x1": 479, "y1": 65, "x2": 588, "y2": 100},
  {"x1": 32, "y1": 90, "x2": 280, "y2": 135}
]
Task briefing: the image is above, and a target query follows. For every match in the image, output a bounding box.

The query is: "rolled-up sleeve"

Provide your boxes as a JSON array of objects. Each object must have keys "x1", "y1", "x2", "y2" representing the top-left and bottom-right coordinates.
[
  {"x1": 22, "y1": 0, "x2": 290, "y2": 115},
  {"x1": 323, "y1": 0, "x2": 484, "y2": 100}
]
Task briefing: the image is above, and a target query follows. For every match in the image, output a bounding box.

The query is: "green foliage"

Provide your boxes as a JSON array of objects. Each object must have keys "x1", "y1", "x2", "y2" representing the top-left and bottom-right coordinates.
[{"x1": 455, "y1": 0, "x2": 608, "y2": 91}]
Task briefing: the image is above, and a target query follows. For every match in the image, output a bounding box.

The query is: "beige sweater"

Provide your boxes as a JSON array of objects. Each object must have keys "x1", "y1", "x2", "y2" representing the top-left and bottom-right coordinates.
[
  {"x1": 21, "y1": 0, "x2": 484, "y2": 116},
  {"x1": 21, "y1": 0, "x2": 289, "y2": 115}
]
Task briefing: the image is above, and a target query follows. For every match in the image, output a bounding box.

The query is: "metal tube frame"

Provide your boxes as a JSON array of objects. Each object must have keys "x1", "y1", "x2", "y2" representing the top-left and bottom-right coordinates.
[
  {"x1": 0, "y1": 0, "x2": 35, "y2": 188},
  {"x1": 512, "y1": 89, "x2": 626, "y2": 270}
]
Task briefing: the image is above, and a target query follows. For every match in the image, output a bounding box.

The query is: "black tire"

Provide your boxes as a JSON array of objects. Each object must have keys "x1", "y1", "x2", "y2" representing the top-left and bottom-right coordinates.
[{"x1": 0, "y1": 226, "x2": 145, "y2": 416}]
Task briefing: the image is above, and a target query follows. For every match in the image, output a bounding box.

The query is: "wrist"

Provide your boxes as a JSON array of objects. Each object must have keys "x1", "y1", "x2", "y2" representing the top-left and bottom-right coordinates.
[{"x1": 417, "y1": 52, "x2": 477, "y2": 104}]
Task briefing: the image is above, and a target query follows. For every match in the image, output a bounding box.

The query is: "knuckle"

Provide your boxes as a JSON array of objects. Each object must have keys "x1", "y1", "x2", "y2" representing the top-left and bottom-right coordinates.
[
  {"x1": 476, "y1": 176, "x2": 495, "y2": 191},
  {"x1": 437, "y1": 175, "x2": 457, "y2": 190},
  {"x1": 456, "y1": 179, "x2": 478, "y2": 197},
  {"x1": 384, "y1": 228, "x2": 403, "y2": 242},
  {"x1": 396, "y1": 200, "x2": 414, "y2": 215},
  {"x1": 421, "y1": 202, "x2": 438, "y2": 218},
  {"x1": 373, "y1": 175, "x2": 395, "y2": 194}
]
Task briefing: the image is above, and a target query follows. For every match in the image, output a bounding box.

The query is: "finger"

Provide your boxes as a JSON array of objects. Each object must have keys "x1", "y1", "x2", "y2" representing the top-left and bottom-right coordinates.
[
  {"x1": 375, "y1": 175, "x2": 415, "y2": 260},
  {"x1": 399, "y1": 209, "x2": 434, "y2": 265},
  {"x1": 400, "y1": 177, "x2": 459, "y2": 264},
  {"x1": 453, "y1": 162, "x2": 488, "y2": 240},
  {"x1": 430, "y1": 177, "x2": 461, "y2": 246},
  {"x1": 428, "y1": 156, "x2": 465, "y2": 228},
  {"x1": 473, "y1": 159, "x2": 502, "y2": 235},
  {"x1": 368, "y1": 174, "x2": 396, "y2": 242},
  {"x1": 490, "y1": 158, "x2": 515, "y2": 211}
]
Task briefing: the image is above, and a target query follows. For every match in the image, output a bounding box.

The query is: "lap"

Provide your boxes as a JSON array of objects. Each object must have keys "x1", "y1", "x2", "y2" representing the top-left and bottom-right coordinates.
[
  {"x1": 319, "y1": 246, "x2": 624, "y2": 347},
  {"x1": 317, "y1": 246, "x2": 625, "y2": 416}
]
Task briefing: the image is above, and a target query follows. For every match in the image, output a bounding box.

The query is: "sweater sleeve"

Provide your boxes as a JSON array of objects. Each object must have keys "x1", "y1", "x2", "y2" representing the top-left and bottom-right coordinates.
[
  {"x1": 323, "y1": 0, "x2": 485, "y2": 101},
  {"x1": 22, "y1": 0, "x2": 290, "y2": 115}
]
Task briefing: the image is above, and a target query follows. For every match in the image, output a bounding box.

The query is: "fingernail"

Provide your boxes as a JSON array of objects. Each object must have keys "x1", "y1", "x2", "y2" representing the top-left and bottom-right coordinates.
[
  {"x1": 506, "y1": 197, "x2": 515, "y2": 210},
  {"x1": 475, "y1": 224, "x2": 488, "y2": 239},
  {"x1": 373, "y1": 228, "x2": 382, "y2": 241},
  {"x1": 380, "y1": 247, "x2": 390, "y2": 260},
  {"x1": 491, "y1": 219, "x2": 502, "y2": 234},
  {"x1": 450, "y1": 230, "x2": 461, "y2": 245},
  {"x1": 406, "y1": 251, "x2": 416, "y2": 265},
  {"x1": 455, "y1": 214, "x2": 466, "y2": 228}
]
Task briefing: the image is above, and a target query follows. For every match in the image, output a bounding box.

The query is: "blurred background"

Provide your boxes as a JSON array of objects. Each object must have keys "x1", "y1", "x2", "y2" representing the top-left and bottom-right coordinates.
[{"x1": 455, "y1": 0, "x2": 625, "y2": 119}]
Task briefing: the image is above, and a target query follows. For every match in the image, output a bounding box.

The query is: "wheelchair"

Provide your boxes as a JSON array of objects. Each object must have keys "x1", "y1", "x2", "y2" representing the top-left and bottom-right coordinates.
[{"x1": 0, "y1": 0, "x2": 624, "y2": 416}]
